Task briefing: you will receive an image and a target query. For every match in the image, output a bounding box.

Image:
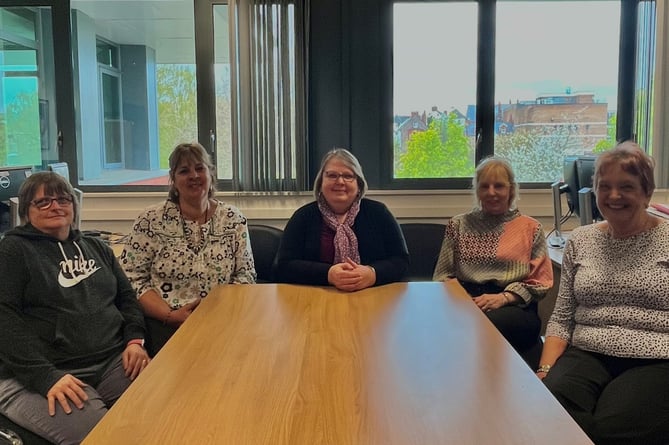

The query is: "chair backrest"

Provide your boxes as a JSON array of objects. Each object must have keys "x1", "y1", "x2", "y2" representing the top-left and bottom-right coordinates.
[
  {"x1": 400, "y1": 223, "x2": 446, "y2": 281},
  {"x1": 248, "y1": 224, "x2": 283, "y2": 283}
]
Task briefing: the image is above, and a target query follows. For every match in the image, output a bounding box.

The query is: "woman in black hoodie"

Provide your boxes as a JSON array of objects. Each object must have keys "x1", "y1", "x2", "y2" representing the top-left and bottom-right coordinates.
[{"x1": 0, "y1": 172, "x2": 149, "y2": 444}]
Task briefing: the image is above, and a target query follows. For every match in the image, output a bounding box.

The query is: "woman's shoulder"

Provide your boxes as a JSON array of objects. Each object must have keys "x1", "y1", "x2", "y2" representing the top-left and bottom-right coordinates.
[
  {"x1": 131, "y1": 200, "x2": 181, "y2": 233},
  {"x1": 214, "y1": 200, "x2": 243, "y2": 215},
  {"x1": 136, "y1": 200, "x2": 177, "y2": 219},
  {"x1": 513, "y1": 212, "x2": 542, "y2": 229},
  {"x1": 360, "y1": 197, "x2": 391, "y2": 213},
  {"x1": 564, "y1": 224, "x2": 605, "y2": 252},
  {"x1": 213, "y1": 200, "x2": 249, "y2": 225},
  {"x1": 290, "y1": 201, "x2": 319, "y2": 217}
]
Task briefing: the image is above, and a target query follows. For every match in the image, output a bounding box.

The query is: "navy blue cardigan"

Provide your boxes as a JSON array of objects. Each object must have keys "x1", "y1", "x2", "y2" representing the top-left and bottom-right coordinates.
[{"x1": 274, "y1": 198, "x2": 409, "y2": 286}]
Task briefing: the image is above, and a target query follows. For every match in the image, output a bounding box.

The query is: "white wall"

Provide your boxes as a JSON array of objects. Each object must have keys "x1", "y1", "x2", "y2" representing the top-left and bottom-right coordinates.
[{"x1": 79, "y1": 188, "x2": 669, "y2": 234}]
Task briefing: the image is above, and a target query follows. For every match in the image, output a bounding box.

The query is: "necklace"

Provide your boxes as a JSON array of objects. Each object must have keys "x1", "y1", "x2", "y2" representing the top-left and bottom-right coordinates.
[
  {"x1": 181, "y1": 200, "x2": 210, "y2": 225},
  {"x1": 179, "y1": 200, "x2": 214, "y2": 254}
]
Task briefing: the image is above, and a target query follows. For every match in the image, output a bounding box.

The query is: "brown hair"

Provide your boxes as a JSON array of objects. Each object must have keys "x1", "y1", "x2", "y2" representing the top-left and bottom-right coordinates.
[
  {"x1": 167, "y1": 142, "x2": 217, "y2": 202},
  {"x1": 18, "y1": 171, "x2": 78, "y2": 226},
  {"x1": 594, "y1": 141, "x2": 655, "y2": 198}
]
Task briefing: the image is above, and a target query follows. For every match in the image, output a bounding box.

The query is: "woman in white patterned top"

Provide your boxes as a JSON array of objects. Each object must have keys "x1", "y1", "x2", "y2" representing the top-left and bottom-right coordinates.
[
  {"x1": 539, "y1": 141, "x2": 669, "y2": 444},
  {"x1": 120, "y1": 142, "x2": 256, "y2": 355}
]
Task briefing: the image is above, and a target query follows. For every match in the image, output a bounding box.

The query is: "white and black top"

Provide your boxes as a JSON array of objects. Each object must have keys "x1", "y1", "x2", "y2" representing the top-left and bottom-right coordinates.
[
  {"x1": 120, "y1": 200, "x2": 256, "y2": 309},
  {"x1": 546, "y1": 221, "x2": 669, "y2": 359}
]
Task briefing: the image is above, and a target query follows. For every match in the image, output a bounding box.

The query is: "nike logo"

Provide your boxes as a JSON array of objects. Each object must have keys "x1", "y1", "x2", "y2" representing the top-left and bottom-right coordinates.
[
  {"x1": 58, "y1": 268, "x2": 100, "y2": 287},
  {"x1": 58, "y1": 256, "x2": 101, "y2": 288}
]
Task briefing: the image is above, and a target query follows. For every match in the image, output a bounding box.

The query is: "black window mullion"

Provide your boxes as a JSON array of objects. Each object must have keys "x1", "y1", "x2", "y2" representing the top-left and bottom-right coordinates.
[
  {"x1": 616, "y1": 0, "x2": 638, "y2": 142},
  {"x1": 476, "y1": 0, "x2": 495, "y2": 164}
]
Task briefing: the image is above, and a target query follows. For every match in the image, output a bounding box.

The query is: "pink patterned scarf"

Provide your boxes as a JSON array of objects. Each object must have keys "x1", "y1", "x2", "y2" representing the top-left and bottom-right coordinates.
[{"x1": 317, "y1": 194, "x2": 361, "y2": 264}]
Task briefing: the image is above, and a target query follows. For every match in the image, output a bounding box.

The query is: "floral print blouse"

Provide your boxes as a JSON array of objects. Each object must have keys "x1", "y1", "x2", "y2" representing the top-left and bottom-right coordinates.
[{"x1": 120, "y1": 200, "x2": 256, "y2": 308}]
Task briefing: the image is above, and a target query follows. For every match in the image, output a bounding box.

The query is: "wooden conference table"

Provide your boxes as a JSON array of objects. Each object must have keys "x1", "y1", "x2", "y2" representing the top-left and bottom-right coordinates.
[{"x1": 83, "y1": 281, "x2": 592, "y2": 445}]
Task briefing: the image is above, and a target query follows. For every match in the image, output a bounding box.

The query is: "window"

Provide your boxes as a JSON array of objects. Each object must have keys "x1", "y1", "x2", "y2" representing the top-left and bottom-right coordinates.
[
  {"x1": 0, "y1": 7, "x2": 52, "y2": 169},
  {"x1": 391, "y1": 0, "x2": 655, "y2": 187},
  {"x1": 495, "y1": 1, "x2": 619, "y2": 183},
  {"x1": 72, "y1": 0, "x2": 197, "y2": 186},
  {"x1": 0, "y1": 0, "x2": 660, "y2": 192},
  {"x1": 393, "y1": 3, "x2": 477, "y2": 180}
]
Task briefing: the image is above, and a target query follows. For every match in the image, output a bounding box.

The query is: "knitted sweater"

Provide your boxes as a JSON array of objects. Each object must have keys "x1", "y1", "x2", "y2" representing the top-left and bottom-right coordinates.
[{"x1": 432, "y1": 209, "x2": 553, "y2": 304}]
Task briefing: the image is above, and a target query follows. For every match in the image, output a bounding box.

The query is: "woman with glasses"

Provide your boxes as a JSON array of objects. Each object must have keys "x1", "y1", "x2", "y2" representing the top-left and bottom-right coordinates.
[
  {"x1": 0, "y1": 172, "x2": 149, "y2": 444},
  {"x1": 433, "y1": 157, "x2": 553, "y2": 367},
  {"x1": 275, "y1": 148, "x2": 408, "y2": 291},
  {"x1": 120, "y1": 142, "x2": 256, "y2": 356}
]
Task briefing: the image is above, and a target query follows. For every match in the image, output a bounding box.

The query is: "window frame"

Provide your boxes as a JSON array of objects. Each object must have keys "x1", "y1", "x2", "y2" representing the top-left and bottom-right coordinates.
[{"x1": 382, "y1": 0, "x2": 640, "y2": 190}]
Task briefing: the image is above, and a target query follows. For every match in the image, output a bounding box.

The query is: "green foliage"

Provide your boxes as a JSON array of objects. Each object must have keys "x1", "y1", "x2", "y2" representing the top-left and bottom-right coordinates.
[
  {"x1": 594, "y1": 114, "x2": 616, "y2": 153},
  {"x1": 396, "y1": 113, "x2": 474, "y2": 178},
  {"x1": 2, "y1": 91, "x2": 41, "y2": 166},
  {"x1": 157, "y1": 65, "x2": 198, "y2": 168}
]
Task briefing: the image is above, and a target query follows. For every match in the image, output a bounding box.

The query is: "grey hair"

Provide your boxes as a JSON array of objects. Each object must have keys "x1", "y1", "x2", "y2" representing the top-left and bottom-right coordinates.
[{"x1": 312, "y1": 148, "x2": 368, "y2": 199}]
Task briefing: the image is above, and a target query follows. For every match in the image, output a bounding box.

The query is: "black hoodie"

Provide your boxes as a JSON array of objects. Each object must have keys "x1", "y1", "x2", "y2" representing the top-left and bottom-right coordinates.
[{"x1": 0, "y1": 224, "x2": 145, "y2": 396}]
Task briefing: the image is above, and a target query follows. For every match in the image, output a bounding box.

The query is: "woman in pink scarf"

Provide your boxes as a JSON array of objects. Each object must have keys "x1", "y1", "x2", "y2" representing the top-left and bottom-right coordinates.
[{"x1": 275, "y1": 148, "x2": 409, "y2": 291}]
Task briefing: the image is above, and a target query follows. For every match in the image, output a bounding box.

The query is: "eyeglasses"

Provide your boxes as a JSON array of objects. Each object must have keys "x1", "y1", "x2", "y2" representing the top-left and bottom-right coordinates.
[
  {"x1": 31, "y1": 196, "x2": 73, "y2": 210},
  {"x1": 324, "y1": 171, "x2": 356, "y2": 182}
]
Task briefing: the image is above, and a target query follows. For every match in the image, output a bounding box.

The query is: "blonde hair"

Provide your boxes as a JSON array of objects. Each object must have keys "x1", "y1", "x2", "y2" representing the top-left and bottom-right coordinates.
[{"x1": 472, "y1": 156, "x2": 518, "y2": 210}]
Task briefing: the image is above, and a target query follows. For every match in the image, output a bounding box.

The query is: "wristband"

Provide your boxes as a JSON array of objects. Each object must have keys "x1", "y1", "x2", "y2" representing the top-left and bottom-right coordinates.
[
  {"x1": 127, "y1": 339, "x2": 145, "y2": 348},
  {"x1": 502, "y1": 291, "x2": 515, "y2": 305}
]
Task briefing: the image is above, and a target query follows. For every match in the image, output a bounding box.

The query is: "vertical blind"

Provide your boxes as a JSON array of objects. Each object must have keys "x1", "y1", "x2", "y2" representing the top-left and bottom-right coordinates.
[
  {"x1": 634, "y1": 0, "x2": 656, "y2": 152},
  {"x1": 230, "y1": 0, "x2": 309, "y2": 192}
]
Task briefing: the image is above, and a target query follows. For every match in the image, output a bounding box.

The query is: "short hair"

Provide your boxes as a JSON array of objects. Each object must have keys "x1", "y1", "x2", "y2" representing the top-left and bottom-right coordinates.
[
  {"x1": 594, "y1": 140, "x2": 655, "y2": 198},
  {"x1": 18, "y1": 171, "x2": 78, "y2": 226},
  {"x1": 472, "y1": 156, "x2": 518, "y2": 210},
  {"x1": 168, "y1": 142, "x2": 217, "y2": 202},
  {"x1": 312, "y1": 148, "x2": 368, "y2": 199}
]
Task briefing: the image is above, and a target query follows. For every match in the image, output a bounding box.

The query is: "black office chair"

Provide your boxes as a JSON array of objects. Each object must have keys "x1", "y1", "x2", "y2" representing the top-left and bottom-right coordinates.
[
  {"x1": 0, "y1": 413, "x2": 53, "y2": 445},
  {"x1": 248, "y1": 225, "x2": 283, "y2": 283},
  {"x1": 400, "y1": 223, "x2": 446, "y2": 281}
]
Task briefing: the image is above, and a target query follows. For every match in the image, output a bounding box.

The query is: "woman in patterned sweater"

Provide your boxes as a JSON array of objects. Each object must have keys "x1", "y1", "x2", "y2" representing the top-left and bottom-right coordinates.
[
  {"x1": 539, "y1": 142, "x2": 669, "y2": 444},
  {"x1": 433, "y1": 157, "x2": 553, "y2": 364},
  {"x1": 120, "y1": 143, "x2": 256, "y2": 355}
]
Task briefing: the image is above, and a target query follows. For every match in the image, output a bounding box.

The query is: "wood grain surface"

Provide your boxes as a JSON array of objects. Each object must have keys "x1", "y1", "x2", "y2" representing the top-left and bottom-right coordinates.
[{"x1": 83, "y1": 281, "x2": 592, "y2": 445}]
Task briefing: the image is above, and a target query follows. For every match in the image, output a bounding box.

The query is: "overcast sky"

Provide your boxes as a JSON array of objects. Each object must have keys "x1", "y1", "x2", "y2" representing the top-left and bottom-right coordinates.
[{"x1": 393, "y1": 2, "x2": 620, "y2": 115}]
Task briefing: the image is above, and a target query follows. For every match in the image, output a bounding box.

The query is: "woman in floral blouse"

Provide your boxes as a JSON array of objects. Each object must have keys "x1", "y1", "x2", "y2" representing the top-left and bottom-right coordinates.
[{"x1": 120, "y1": 142, "x2": 255, "y2": 355}]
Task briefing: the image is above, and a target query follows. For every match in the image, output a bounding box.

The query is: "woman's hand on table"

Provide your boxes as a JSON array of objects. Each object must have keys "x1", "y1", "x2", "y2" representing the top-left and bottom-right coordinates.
[{"x1": 328, "y1": 258, "x2": 376, "y2": 292}]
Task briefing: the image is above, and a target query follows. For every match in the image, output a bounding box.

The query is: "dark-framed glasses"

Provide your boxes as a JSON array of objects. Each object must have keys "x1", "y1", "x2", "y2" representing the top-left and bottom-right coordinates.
[
  {"x1": 31, "y1": 196, "x2": 73, "y2": 210},
  {"x1": 324, "y1": 171, "x2": 356, "y2": 182}
]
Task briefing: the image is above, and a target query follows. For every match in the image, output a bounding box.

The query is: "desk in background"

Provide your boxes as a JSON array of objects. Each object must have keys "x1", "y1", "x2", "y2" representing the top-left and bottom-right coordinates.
[{"x1": 83, "y1": 282, "x2": 592, "y2": 445}]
